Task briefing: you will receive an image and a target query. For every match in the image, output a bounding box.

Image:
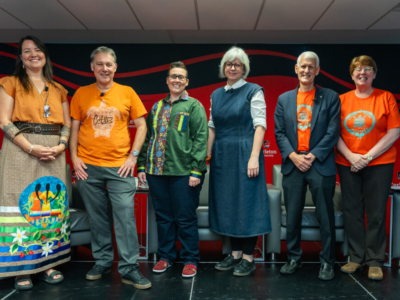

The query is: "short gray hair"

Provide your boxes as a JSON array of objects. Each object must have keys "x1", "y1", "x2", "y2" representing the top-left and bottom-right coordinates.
[
  {"x1": 219, "y1": 46, "x2": 250, "y2": 79},
  {"x1": 297, "y1": 51, "x2": 319, "y2": 67},
  {"x1": 90, "y1": 46, "x2": 117, "y2": 64}
]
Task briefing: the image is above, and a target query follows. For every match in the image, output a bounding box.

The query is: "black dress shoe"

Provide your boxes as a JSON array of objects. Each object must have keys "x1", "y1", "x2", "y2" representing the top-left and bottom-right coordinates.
[
  {"x1": 233, "y1": 259, "x2": 256, "y2": 276},
  {"x1": 215, "y1": 254, "x2": 241, "y2": 271},
  {"x1": 319, "y1": 263, "x2": 335, "y2": 281},
  {"x1": 280, "y1": 259, "x2": 302, "y2": 274}
]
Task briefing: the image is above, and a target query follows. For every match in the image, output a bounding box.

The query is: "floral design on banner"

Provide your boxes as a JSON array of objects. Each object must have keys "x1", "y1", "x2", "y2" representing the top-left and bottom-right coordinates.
[{"x1": 344, "y1": 110, "x2": 376, "y2": 139}]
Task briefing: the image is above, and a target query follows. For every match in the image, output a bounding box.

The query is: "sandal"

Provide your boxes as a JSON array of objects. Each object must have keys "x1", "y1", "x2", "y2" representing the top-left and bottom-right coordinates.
[
  {"x1": 36, "y1": 270, "x2": 64, "y2": 284},
  {"x1": 15, "y1": 276, "x2": 33, "y2": 291}
]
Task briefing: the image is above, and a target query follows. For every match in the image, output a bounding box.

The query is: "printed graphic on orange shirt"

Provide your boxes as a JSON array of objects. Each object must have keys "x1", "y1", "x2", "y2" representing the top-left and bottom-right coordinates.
[
  {"x1": 344, "y1": 110, "x2": 375, "y2": 139},
  {"x1": 297, "y1": 104, "x2": 312, "y2": 131},
  {"x1": 86, "y1": 99, "x2": 121, "y2": 138}
]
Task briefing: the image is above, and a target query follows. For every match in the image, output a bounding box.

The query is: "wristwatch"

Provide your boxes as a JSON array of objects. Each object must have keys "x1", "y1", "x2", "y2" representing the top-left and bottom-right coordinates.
[
  {"x1": 131, "y1": 150, "x2": 139, "y2": 157},
  {"x1": 367, "y1": 155, "x2": 373, "y2": 161}
]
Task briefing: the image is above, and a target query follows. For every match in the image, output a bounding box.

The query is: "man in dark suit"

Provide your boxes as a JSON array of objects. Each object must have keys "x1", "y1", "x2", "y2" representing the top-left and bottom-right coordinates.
[{"x1": 274, "y1": 51, "x2": 341, "y2": 280}]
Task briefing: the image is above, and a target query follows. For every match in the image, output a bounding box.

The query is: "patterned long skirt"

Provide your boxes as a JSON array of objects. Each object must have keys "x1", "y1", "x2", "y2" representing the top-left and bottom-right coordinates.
[{"x1": 0, "y1": 134, "x2": 70, "y2": 277}]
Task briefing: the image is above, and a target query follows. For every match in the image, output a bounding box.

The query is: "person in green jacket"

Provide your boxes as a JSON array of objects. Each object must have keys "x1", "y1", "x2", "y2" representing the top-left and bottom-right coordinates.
[{"x1": 137, "y1": 61, "x2": 208, "y2": 278}]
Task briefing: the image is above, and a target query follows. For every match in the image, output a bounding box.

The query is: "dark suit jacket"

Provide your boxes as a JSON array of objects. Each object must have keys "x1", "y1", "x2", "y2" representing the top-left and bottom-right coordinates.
[{"x1": 274, "y1": 86, "x2": 341, "y2": 176}]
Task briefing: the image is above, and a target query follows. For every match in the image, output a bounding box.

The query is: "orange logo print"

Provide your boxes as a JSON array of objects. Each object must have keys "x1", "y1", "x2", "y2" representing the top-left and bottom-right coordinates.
[{"x1": 87, "y1": 100, "x2": 121, "y2": 138}]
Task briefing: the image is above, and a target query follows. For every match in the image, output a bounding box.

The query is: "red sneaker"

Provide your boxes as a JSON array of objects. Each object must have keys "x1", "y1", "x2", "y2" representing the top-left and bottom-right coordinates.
[
  {"x1": 182, "y1": 264, "x2": 197, "y2": 278},
  {"x1": 153, "y1": 260, "x2": 171, "y2": 273}
]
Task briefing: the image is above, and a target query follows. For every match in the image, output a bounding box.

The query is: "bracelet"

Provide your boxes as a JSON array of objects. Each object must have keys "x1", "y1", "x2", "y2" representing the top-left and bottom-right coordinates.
[
  {"x1": 58, "y1": 140, "x2": 68, "y2": 152},
  {"x1": 28, "y1": 145, "x2": 34, "y2": 154}
]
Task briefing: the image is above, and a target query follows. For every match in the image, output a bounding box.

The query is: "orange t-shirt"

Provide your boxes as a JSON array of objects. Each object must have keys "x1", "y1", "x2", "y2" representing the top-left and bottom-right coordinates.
[
  {"x1": 70, "y1": 82, "x2": 147, "y2": 167},
  {"x1": 297, "y1": 88, "x2": 315, "y2": 152},
  {"x1": 0, "y1": 76, "x2": 68, "y2": 125},
  {"x1": 335, "y1": 89, "x2": 400, "y2": 166}
]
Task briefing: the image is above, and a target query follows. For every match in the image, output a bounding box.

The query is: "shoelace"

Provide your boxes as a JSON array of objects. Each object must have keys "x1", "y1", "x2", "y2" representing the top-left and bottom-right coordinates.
[
  {"x1": 127, "y1": 269, "x2": 145, "y2": 279},
  {"x1": 156, "y1": 260, "x2": 168, "y2": 267},
  {"x1": 184, "y1": 264, "x2": 197, "y2": 271}
]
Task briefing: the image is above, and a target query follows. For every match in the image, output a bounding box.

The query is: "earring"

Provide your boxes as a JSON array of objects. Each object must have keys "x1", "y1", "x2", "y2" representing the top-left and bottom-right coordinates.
[{"x1": 22, "y1": 64, "x2": 25, "y2": 69}]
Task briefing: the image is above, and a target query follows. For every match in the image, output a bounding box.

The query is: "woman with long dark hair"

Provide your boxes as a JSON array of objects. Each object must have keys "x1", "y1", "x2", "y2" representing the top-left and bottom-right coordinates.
[{"x1": 0, "y1": 36, "x2": 71, "y2": 290}]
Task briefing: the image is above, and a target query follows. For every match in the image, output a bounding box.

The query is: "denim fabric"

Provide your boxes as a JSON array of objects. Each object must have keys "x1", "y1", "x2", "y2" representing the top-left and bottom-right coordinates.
[
  {"x1": 147, "y1": 174, "x2": 204, "y2": 266},
  {"x1": 209, "y1": 83, "x2": 271, "y2": 237}
]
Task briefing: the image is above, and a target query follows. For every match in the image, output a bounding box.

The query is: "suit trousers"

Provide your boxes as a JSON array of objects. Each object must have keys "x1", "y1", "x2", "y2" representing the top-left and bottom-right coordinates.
[
  {"x1": 77, "y1": 164, "x2": 139, "y2": 276},
  {"x1": 147, "y1": 174, "x2": 204, "y2": 267},
  {"x1": 337, "y1": 163, "x2": 394, "y2": 267},
  {"x1": 282, "y1": 165, "x2": 336, "y2": 265}
]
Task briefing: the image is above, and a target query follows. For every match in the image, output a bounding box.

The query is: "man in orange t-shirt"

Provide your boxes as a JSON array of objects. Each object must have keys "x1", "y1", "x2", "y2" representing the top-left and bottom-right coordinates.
[
  {"x1": 274, "y1": 51, "x2": 341, "y2": 281},
  {"x1": 69, "y1": 47, "x2": 150, "y2": 289}
]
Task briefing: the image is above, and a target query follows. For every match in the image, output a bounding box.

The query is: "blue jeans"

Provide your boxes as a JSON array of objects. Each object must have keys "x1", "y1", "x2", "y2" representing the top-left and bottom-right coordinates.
[{"x1": 147, "y1": 174, "x2": 204, "y2": 267}]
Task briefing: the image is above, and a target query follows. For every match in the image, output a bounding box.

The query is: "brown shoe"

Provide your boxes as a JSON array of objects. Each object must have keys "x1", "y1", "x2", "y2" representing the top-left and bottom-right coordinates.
[
  {"x1": 368, "y1": 267, "x2": 383, "y2": 281},
  {"x1": 341, "y1": 262, "x2": 364, "y2": 274}
]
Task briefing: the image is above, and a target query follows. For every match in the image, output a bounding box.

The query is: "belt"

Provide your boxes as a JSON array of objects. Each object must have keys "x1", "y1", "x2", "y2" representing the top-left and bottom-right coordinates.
[
  {"x1": 297, "y1": 151, "x2": 309, "y2": 155},
  {"x1": 14, "y1": 122, "x2": 61, "y2": 139}
]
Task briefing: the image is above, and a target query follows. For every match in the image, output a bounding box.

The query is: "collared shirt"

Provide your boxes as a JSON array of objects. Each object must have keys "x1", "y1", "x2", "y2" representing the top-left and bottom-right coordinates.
[
  {"x1": 208, "y1": 78, "x2": 267, "y2": 129},
  {"x1": 137, "y1": 91, "x2": 208, "y2": 177}
]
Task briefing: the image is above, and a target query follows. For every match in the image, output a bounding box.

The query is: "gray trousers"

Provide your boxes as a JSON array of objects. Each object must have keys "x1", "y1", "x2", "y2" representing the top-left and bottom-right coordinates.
[{"x1": 77, "y1": 164, "x2": 139, "y2": 276}]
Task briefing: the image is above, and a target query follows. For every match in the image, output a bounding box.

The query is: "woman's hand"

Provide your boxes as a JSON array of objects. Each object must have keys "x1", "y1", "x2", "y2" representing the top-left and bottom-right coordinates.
[
  {"x1": 189, "y1": 176, "x2": 200, "y2": 187},
  {"x1": 138, "y1": 172, "x2": 147, "y2": 184},
  {"x1": 45, "y1": 144, "x2": 65, "y2": 160},
  {"x1": 348, "y1": 153, "x2": 368, "y2": 172},
  {"x1": 247, "y1": 156, "x2": 259, "y2": 178},
  {"x1": 29, "y1": 145, "x2": 57, "y2": 161}
]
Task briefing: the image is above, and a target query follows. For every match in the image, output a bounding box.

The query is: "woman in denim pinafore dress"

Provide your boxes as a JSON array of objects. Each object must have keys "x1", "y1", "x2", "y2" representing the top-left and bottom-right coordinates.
[{"x1": 208, "y1": 47, "x2": 271, "y2": 276}]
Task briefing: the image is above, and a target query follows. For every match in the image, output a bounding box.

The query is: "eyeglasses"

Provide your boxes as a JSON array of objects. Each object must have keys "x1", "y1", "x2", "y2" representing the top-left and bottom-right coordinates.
[
  {"x1": 354, "y1": 67, "x2": 373, "y2": 73},
  {"x1": 225, "y1": 62, "x2": 242, "y2": 69},
  {"x1": 168, "y1": 74, "x2": 187, "y2": 80}
]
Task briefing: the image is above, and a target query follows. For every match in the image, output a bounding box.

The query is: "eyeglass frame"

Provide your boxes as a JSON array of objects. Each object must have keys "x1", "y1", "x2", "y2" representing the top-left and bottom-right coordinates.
[
  {"x1": 225, "y1": 62, "x2": 243, "y2": 70},
  {"x1": 168, "y1": 74, "x2": 188, "y2": 81},
  {"x1": 354, "y1": 66, "x2": 374, "y2": 73}
]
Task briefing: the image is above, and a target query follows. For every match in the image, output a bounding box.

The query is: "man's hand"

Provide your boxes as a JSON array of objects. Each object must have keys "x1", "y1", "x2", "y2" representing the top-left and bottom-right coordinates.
[
  {"x1": 71, "y1": 157, "x2": 88, "y2": 180},
  {"x1": 304, "y1": 153, "x2": 316, "y2": 164},
  {"x1": 138, "y1": 172, "x2": 147, "y2": 184},
  {"x1": 189, "y1": 176, "x2": 200, "y2": 187},
  {"x1": 118, "y1": 155, "x2": 136, "y2": 178},
  {"x1": 289, "y1": 152, "x2": 312, "y2": 172},
  {"x1": 247, "y1": 156, "x2": 259, "y2": 178}
]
